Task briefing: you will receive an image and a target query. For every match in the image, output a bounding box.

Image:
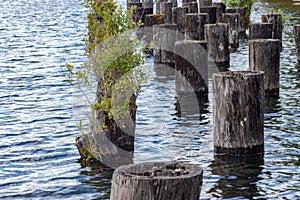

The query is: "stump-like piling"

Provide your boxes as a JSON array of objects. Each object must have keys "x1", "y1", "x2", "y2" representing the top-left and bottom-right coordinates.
[
  {"x1": 205, "y1": 23, "x2": 230, "y2": 68},
  {"x1": 213, "y1": 71, "x2": 264, "y2": 155},
  {"x1": 261, "y1": 14, "x2": 283, "y2": 47},
  {"x1": 172, "y1": 7, "x2": 188, "y2": 32},
  {"x1": 249, "y1": 39, "x2": 280, "y2": 96},
  {"x1": 294, "y1": 25, "x2": 300, "y2": 61},
  {"x1": 226, "y1": 7, "x2": 245, "y2": 33},
  {"x1": 153, "y1": 24, "x2": 177, "y2": 64},
  {"x1": 142, "y1": 0, "x2": 153, "y2": 9},
  {"x1": 249, "y1": 23, "x2": 273, "y2": 40},
  {"x1": 200, "y1": 6, "x2": 217, "y2": 24},
  {"x1": 160, "y1": 2, "x2": 173, "y2": 24},
  {"x1": 174, "y1": 40, "x2": 208, "y2": 96},
  {"x1": 221, "y1": 13, "x2": 239, "y2": 50},
  {"x1": 199, "y1": 0, "x2": 212, "y2": 6},
  {"x1": 110, "y1": 162, "x2": 203, "y2": 200},
  {"x1": 184, "y1": 13, "x2": 209, "y2": 40},
  {"x1": 183, "y1": 2, "x2": 199, "y2": 13},
  {"x1": 212, "y1": 2, "x2": 226, "y2": 23},
  {"x1": 156, "y1": 0, "x2": 167, "y2": 14}
]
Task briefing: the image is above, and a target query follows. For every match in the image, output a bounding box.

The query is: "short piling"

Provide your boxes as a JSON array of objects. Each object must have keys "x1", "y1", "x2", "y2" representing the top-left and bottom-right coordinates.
[
  {"x1": 184, "y1": 13, "x2": 209, "y2": 40},
  {"x1": 226, "y1": 7, "x2": 245, "y2": 33},
  {"x1": 249, "y1": 23, "x2": 273, "y2": 40},
  {"x1": 174, "y1": 40, "x2": 208, "y2": 96},
  {"x1": 213, "y1": 71, "x2": 264, "y2": 155},
  {"x1": 294, "y1": 25, "x2": 300, "y2": 61},
  {"x1": 261, "y1": 14, "x2": 283, "y2": 47},
  {"x1": 110, "y1": 162, "x2": 203, "y2": 200},
  {"x1": 205, "y1": 23, "x2": 230, "y2": 68},
  {"x1": 200, "y1": 6, "x2": 217, "y2": 24},
  {"x1": 249, "y1": 39, "x2": 281, "y2": 96}
]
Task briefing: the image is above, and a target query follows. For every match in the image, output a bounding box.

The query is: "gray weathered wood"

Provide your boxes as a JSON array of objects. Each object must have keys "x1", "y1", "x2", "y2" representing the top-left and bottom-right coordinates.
[
  {"x1": 153, "y1": 24, "x2": 177, "y2": 64},
  {"x1": 174, "y1": 40, "x2": 208, "y2": 96},
  {"x1": 182, "y1": 2, "x2": 199, "y2": 13},
  {"x1": 294, "y1": 25, "x2": 300, "y2": 61},
  {"x1": 200, "y1": 6, "x2": 217, "y2": 24},
  {"x1": 226, "y1": 7, "x2": 245, "y2": 33},
  {"x1": 142, "y1": 0, "x2": 153, "y2": 8},
  {"x1": 160, "y1": 2, "x2": 173, "y2": 24},
  {"x1": 199, "y1": 0, "x2": 212, "y2": 6},
  {"x1": 249, "y1": 39, "x2": 280, "y2": 96},
  {"x1": 172, "y1": 7, "x2": 188, "y2": 32},
  {"x1": 221, "y1": 13, "x2": 239, "y2": 50},
  {"x1": 212, "y1": 2, "x2": 226, "y2": 23},
  {"x1": 261, "y1": 14, "x2": 283, "y2": 47},
  {"x1": 110, "y1": 162, "x2": 203, "y2": 200},
  {"x1": 249, "y1": 23, "x2": 273, "y2": 40},
  {"x1": 184, "y1": 13, "x2": 209, "y2": 40},
  {"x1": 205, "y1": 23, "x2": 230, "y2": 68},
  {"x1": 213, "y1": 71, "x2": 264, "y2": 155},
  {"x1": 156, "y1": 0, "x2": 167, "y2": 14}
]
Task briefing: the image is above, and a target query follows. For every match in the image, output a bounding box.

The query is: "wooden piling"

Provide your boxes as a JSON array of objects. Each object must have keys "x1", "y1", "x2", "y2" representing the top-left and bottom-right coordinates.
[
  {"x1": 145, "y1": 14, "x2": 165, "y2": 27},
  {"x1": 221, "y1": 13, "x2": 239, "y2": 50},
  {"x1": 156, "y1": 0, "x2": 167, "y2": 14},
  {"x1": 160, "y1": 2, "x2": 173, "y2": 23},
  {"x1": 212, "y1": 2, "x2": 226, "y2": 23},
  {"x1": 110, "y1": 162, "x2": 203, "y2": 200},
  {"x1": 205, "y1": 23, "x2": 230, "y2": 68},
  {"x1": 199, "y1": 0, "x2": 212, "y2": 6},
  {"x1": 226, "y1": 7, "x2": 245, "y2": 33},
  {"x1": 142, "y1": 0, "x2": 153, "y2": 9},
  {"x1": 174, "y1": 40, "x2": 208, "y2": 96},
  {"x1": 249, "y1": 23, "x2": 273, "y2": 40},
  {"x1": 249, "y1": 39, "x2": 280, "y2": 96},
  {"x1": 294, "y1": 25, "x2": 300, "y2": 61},
  {"x1": 213, "y1": 71, "x2": 264, "y2": 155},
  {"x1": 172, "y1": 7, "x2": 188, "y2": 32},
  {"x1": 153, "y1": 24, "x2": 177, "y2": 64},
  {"x1": 200, "y1": 6, "x2": 217, "y2": 24},
  {"x1": 184, "y1": 13, "x2": 209, "y2": 40},
  {"x1": 261, "y1": 14, "x2": 283, "y2": 47},
  {"x1": 182, "y1": 2, "x2": 199, "y2": 14}
]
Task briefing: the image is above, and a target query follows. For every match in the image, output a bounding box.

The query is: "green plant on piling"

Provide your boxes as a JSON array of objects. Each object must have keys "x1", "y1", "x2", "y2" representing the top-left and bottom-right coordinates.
[
  {"x1": 222, "y1": 0, "x2": 254, "y2": 27},
  {"x1": 65, "y1": 0, "x2": 146, "y2": 134}
]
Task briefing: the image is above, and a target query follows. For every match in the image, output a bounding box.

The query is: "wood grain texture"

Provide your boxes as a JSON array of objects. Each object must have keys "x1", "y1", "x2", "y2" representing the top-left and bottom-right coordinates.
[
  {"x1": 249, "y1": 23, "x2": 273, "y2": 40},
  {"x1": 184, "y1": 13, "x2": 209, "y2": 40},
  {"x1": 294, "y1": 25, "x2": 300, "y2": 61},
  {"x1": 261, "y1": 14, "x2": 283, "y2": 47},
  {"x1": 110, "y1": 162, "x2": 203, "y2": 200},
  {"x1": 213, "y1": 71, "x2": 264, "y2": 155}
]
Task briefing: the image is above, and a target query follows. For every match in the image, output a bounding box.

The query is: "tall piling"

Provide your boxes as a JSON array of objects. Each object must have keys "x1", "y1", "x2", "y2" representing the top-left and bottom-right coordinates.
[
  {"x1": 160, "y1": 2, "x2": 173, "y2": 23},
  {"x1": 249, "y1": 23, "x2": 273, "y2": 40},
  {"x1": 184, "y1": 13, "x2": 209, "y2": 40},
  {"x1": 183, "y1": 2, "x2": 199, "y2": 14},
  {"x1": 221, "y1": 13, "x2": 239, "y2": 50},
  {"x1": 200, "y1": 6, "x2": 217, "y2": 24},
  {"x1": 172, "y1": 7, "x2": 188, "y2": 33},
  {"x1": 213, "y1": 71, "x2": 264, "y2": 155},
  {"x1": 294, "y1": 25, "x2": 300, "y2": 61},
  {"x1": 249, "y1": 39, "x2": 280, "y2": 96},
  {"x1": 261, "y1": 14, "x2": 283, "y2": 47},
  {"x1": 212, "y1": 2, "x2": 226, "y2": 23},
  {"x1": 226, "y1": 7, "x2": 245, "y2": 33}
]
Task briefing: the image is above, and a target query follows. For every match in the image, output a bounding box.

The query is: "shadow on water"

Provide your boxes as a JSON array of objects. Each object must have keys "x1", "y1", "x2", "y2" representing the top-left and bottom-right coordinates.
[{"x1": 209, "y1": 154, "x2": 264, "y2": 199}]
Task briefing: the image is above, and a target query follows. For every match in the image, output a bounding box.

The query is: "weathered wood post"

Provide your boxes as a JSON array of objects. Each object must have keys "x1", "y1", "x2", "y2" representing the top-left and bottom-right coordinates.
[
  {"x1": 205, "y1": 23, "x2": 230, "y2": 69},
  {"x1": 226, "y1": 7, "x2": 245, "y2": 33},
  {"x1": 182, "y1": 2, "x2": 199, "y2": 13},
  {"x1": 153, "y1": 24, "x2": 177, "y2": 65},
  {"x1": 142, "y1": 0, "x2": 154, "y2": 15},
  {"x1": 200, "y1": 6, "x2": 217, "y2": 24},
  {"x1": 110, "y1": 162, "x2": 203, "y2": 200},
  {"x1": 249, "y1": 23, "x2": 273, "y2": 40},
  {"x1": 294, "y1": 25, "x2": 300, "y2": 61},
  {"x1": 156, "y1": 0, "x2": 167, "y2": 14},
  {"x1": 249, "y1": 39, "x2": 280, "y2": 96},
  {"x1": 199, "y1": 0, "x2": 212, "y2": 6},
  {"x1": 221, "y1": 13, "x2": 239, "y2": 51},
  {"x1": 174, "y1": 40, "x2": 208, "y2": 96},
  {"x1": 184, "y1": 13, "x2": 209, "y2": 40},
  {"x1": 212, "y1": 2, "x2": 226, "y2": 23},
  {"x1": 261, "y1": 14, "x2": 283, "y2": 47},
  {"x1": 160, "y1": 2, "x2": 173, "y2": 23},
  {"x1": 172, "y1": 7, "x2": 188, "y2": 33},
  {"x1": 213, "y1": 71, "x2": 264, "y2": 155}
]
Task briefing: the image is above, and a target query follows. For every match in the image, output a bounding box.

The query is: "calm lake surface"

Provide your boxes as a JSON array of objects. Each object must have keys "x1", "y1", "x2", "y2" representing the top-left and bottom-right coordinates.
[{"x1": 0, "y1": 0, "x2": 299, "y2": 199}]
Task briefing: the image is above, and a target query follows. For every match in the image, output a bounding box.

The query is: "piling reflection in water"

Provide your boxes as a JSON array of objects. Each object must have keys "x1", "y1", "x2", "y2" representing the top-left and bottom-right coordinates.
[{"x1": 209, "y1": 154, "x2": 264, "y2": 199}]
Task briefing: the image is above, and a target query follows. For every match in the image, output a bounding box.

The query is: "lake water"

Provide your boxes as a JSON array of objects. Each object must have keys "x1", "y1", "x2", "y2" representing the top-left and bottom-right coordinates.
[{"x1": 0, "y1": 0, "x2": 299, "y2": 199}]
